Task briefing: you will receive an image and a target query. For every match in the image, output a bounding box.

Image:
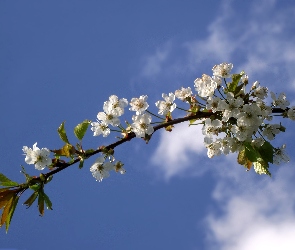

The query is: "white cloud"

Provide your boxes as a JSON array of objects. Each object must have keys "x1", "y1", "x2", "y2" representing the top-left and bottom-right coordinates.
[
  {"x1": 151, "y1": 122, "x2": 206, "y2": 180},
  {"x1": 206, "y1": 165, "x2": 295, "y2": 250}
]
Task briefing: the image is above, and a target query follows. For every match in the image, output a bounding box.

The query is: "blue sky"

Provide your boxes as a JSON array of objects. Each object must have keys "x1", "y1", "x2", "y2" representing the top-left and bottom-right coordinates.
[{"x1": 1, "y1": 0, "x2": 295, "y2": 249}]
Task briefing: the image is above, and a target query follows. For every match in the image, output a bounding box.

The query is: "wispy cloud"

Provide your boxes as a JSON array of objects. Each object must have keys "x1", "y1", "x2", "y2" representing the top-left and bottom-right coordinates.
[
  {"x1": 141, "y1": 41, "x2": 172, "y2": 78},
  {"x1": 186, "y1": 0, "x2": 295, "y2": 82}
]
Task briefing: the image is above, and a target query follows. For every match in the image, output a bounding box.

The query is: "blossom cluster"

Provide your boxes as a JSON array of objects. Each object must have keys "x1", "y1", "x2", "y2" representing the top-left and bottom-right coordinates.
[{"x1": 22, "y1": 62, "x2": 295, "y2": 180}]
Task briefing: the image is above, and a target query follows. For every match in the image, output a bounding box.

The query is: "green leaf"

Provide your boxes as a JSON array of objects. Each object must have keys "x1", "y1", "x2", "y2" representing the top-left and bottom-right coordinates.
[
  {"x1": 57, "y1": 122, "x2": 70, "y2": 144},
  {"x1": 0, "y1": 195, "x2": 14, "y2": 228},
  {"x1": 74, "y1": 120, "x2": 91, "y2": 140},
  {"x1": 253, "y1": 159, "x2": 271, "y2": 176},
  {"x1": 234, "y1": 84, "x2": 245, "y2": 96},
  {"x1": 237, "y1": 148, "x2": 252, "y2": 170},
  {"x1": 257, "y1": 141, "x2": 273, "y2": 164},
  {"x1": 5, "y1": 195, "x2": 19, "y2": 233},
  {"x1": 29, "y1": 183, "x2": 41, "y2": 191},
  {"x1": 244, "y1": 142, "x2": 261, "y2": 162},
  {"x1": 0, "y1": 173, "x2": 18, "y2": 187},
  {"x1": 78, "y1": 159, "x2": 84, "y2": 169},
  {"x1": 0, "y1": 190, "x2": 15, "y2": 209},
  {"x1": 227, "y1": 74, "x2": 243, "y2": 94},
  {"x1": 42, "y1": 191, "x2": 53, "y2": 210},
  {"x1": 38, "y1": 192, "x2": 45, "y2": 216},
  {"x1": 23, "y1": 191, "x2": 38, "y2": 209},
  {"x1": 52, "y1": 144, "x2": 76, "y2": 158}
]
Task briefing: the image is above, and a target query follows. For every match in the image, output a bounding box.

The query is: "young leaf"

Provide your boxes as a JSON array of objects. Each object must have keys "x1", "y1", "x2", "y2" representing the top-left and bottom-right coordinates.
[
  {"x1": 57, "y1": 122, "x2": 70, "y2": 144},
  {"x1": 41, "y1": 190, "x2": 53, "y2": 210},
  {"x1": 253, "y1": 159, "x2": 271, "y2": 176},
  {"x1": 226, "y1": 73, "x2": 243, "y2": 94},
  {"x1": 0, "y1": 173, "x2": 18, "y2": 187},
  {"x1": 74, "y1": 120, "x2": 91, "y2": 140},
  {"x1": 257, "y1": 141, "x2": 273, "y2": 164},
  {"x1": 52, "y1": 144, "x2": 76, "y2": 158},
  {"x1": 38, "y1": 192, "x2": 45, "y2": 216},
  {"x1": 78, "y1": 159, "x2": 84, "y2": 169},
  {"x1": 237, "y1": 148, "x2": 252, "y2": 170},
  {"x1": 244, "y1": 142, "x2": 261, "y2": 162},
  {"x1": 23, "y1": 191, "x2": 38, "y2": 209},
  {"x1": 0, "y1": 191, "x2": 15, "y2": 210},
  {"x1": 0, "y1": 195, "x2": 14, "y2": 228},
  {"x1": 5, "y1": 195, "x2": 19, "y2": 233},
  {"x1": 29, "y1": 183, "x2": 41, "y2": 191}
]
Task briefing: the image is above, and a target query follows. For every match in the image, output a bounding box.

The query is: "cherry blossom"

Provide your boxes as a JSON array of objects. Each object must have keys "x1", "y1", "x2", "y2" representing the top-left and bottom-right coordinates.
[
  {"x1": 129, "y1": 95, "x2": 149, "y2": 115},
  {"x1": 212, "y1": 62, "x2": 233, "y2": 78},
  {"x1": 22, "y1": 143, "x2": 51, "y2": 170},
  {"x1": 90, "y1": 156, "x2": 115, "y2": 182},
  {"x1": 155, "y1": 93, "x2": 177, "y2": 115},
  {"x1": 131, "y1": 113, "x2": 154, "y2": 138}
]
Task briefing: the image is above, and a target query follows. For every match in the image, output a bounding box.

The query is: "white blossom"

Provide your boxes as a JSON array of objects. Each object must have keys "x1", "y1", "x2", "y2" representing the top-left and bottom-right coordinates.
[
  {"x1": 236, "y1": 104, "x2": 262, "y2": 129},
  {"x1": 202, "y1": 118, "x2": 222, "y2": 137},
  {"x1": 253, "y1": 86, "x2": 268, "y2": 99},
  {"x1": 194, "y1": 74, "x2": 217, "y2": 98},
  {"x1": 221, "y1": 92, "x2": 244, "y2": 122},
  {"x1": 231, "y1": 124, "x2": 253, "y2": 142},
  {"x1": 230, "y1": 138, "x2": 244, "y2": 153},
  {"x1": 22, "y1": 143, "x2": 51, "y2": 170},
  {"x1": 131, "y1": 113, "x2": 154, "y2": 138},
  {"x1": 241, "y1": 74, "x2": 248, "y2": 84},
  {"x1": 91, "y1": 121, "x2": 110, "y2": 137},
  {"x1": 212, "y1": 63, "x2": 233, "y2": 78},
  {"x1": 262, "y1": 124, "x2": 281, "y2": 140},
  {"x1": 271, "y1": 92, "x2": 290, "y2": 109},
  {"x1": 212, "y1": 76, "x2": 222, "y2": 86},
  {"x1": 175, "y1": 87, "x2": 192, "y2": 101},
  {"x1": 90, "y1": 156, "x2": 115, "y2": 182},
  {"x1": 155, "y1": 93, "x2": 176, "y2": 115},
  {"x1": 129, "y1": 95, "x2": 149, "y2": 115},
  {"x1": 97, "y1": 111, "x2": 120, "y2": 127},
  {"x1": 219, "y1": 137, "x2": 235, "y2": 155},
  {"x1": 251, "y1": 137, "x2": 265, "y2": 148},
  {"x1": 273, "y1": 144, "x2": 290, "y2": 165},
  {"x1": 287, "y1": 106, "x2": 295, "y2": 120},
  {"x1": 103, "y1": 95, "x2": 128, "y2": 117},
  {"x1": 255, "y1": 99, "x2": 272, "y2": 119},
  {"x1": 206, "y1": 141, "x2": 222, "y2": 158},
  {"x1": 251, "y1": 81, "x2": 260, "y2": 89},
  {"x1": 206, "y1": 96, "x2": 222, "y2": 113},
  {"x1": 114, "y1": 161, "x2": 126, "y2": 174}
]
